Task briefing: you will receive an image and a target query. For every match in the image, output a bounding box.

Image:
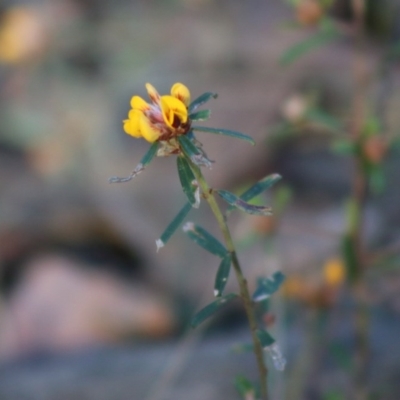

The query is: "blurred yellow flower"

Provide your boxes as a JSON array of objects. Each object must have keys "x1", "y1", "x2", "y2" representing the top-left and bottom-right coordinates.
[
  {"x1": 323, "y1": 258, "x2": 345, "y2": 287},
  {"x1": 123, "y1": 83, "x2": 191, "y2": 143},
  {"x1": 0, "y1": 7, "x2": 47, "y2": 64}
]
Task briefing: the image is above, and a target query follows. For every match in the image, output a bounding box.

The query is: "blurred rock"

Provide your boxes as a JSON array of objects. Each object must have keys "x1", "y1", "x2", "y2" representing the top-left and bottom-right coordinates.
[{"x1": 0, "y1": 254, "x2": 175, "y2": 360}]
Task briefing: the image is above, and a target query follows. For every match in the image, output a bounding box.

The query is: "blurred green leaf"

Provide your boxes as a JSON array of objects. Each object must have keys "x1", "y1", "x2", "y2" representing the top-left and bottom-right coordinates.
[
  {"x1": 369, "y1": 164, "x2": 386, "y2": 194},
  {"x1": 268, "y1": 121, "x2": 298, "y2": 140},
  {"x1": 363, "y1": 115, "x2": 381, "y2": 137},
  {"x1": 323, "y1": 391, "x2": 345, "y2": 400},
  {"x1": 189, "y1": 109, "x2": 211, "y2": 121},
  {"x1": 192, "y1": 126, "x2": 255, "y2": 145},
  {"x1": 332, "y1": 139, "x2": 355, "y2": 155},
  {"x1": 189, "y1": 92, "x2": 218, "y2": 113},
  {"x1": 329, "y1": 341, "x2": 352, "y2": 371},
  {"x1": 183, "y1": 222, "x2": 228, "y2": 258},
  {"x1": 191, "y1": 293, "x2": 237, "y2": 328},
  {"x1": 273, "y1": 185, "x2": 293, "y2": 216},
  {"x1": 306, "y1": 109, "x2": 344, "y2": 132},
  {"x1": 256, "y1": 329, "x2": 275, "y2": 347},
  {"x1": 156, "y1": 202, "x2": 192, "y2": 251},
  {"x1": 280, "y1": 27, "x2": 339, "y2": 66},
  {"x1": 253, "y1": 271, "x2": 285, "y2": 302},
  {"x1": 218, "y1": 190, "x2": 272, "y2": 216},
  {"x1": 346, "y1": 199, "x2": 360, "y2": 234},
  {"x1": 214, "y1": 254, "x2": 232, "y2": 297},
  {"x1": 177, "y1": 156, "x2": 197, "y2": 206},
  {"x1": 235, "y1": 375, "x2": 255, "y2": 399},
  {"x1": 232, "y1": 343, "x2": 254, "y2": 353},
  {"x1": 342, "y1": 234, "x2": 358, "y2": 283}
]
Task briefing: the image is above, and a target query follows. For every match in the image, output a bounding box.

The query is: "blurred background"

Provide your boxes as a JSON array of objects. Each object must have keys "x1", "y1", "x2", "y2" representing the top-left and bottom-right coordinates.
[{"x1": 0, "y1": 0, "x2": 399, "y2": 399}]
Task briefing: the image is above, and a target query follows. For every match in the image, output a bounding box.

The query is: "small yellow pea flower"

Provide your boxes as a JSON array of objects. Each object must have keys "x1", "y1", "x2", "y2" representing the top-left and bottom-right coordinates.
[{"x1": 123, "y1": 83, "x2": 191, "y2": 143}]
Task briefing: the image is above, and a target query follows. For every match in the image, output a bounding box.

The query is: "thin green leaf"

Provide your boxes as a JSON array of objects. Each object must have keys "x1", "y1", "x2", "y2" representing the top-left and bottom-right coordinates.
[
  {"x1": 156, "y1": 202, "x2": 192, "y2": 251},
  {"x1": 252, "y1": 271, "x2": 285, "y2": 302},
  {"x1": 109, "y1": 142, "x2": 158, "y2": 183},
  {"x1": 191, "y1": 293, "x2": 237, "y2": 328},
  {"x1": 177, "y1": 156, "x2": 197, "y2": 206},
  {"x1": 306, "y1": 109, "x2": 344, "y2": 132},
  {"x1": 183, "y1": 222, "x2": 228, "y2": 258},
  {"x1": 256, "y1": 329, "x2": 275, "y2": 348},
  {"x1": 280, "y1": 28, "x2": 339, "y2": 66},
  {"x1": 218, "y1": 190, "x2": 273, "y2": 216},
  {"x1": 189, "y1": 109, "x2": 211, "y2": 121},
  {"x1": 141, "y1": 142, "x2": 159, "y2": 165},
  {"x1": 178, "y1": 135, "x2": 213, "y2": 168},
  {"x1": 214, "y1": 254, "x2": 232, "y2": 297},
  {"x1": 192, "y1": 126, "x2": 255, "y2": 145},
  {"x1": 189, "y1": 92, "x2": 218, "y2": 113},
  {"x1": 240, "y1": 174, "x2": 282, "y2": 203},
  {"x1": 226, "y1": 174, "x2": 282, "y2": 214}
]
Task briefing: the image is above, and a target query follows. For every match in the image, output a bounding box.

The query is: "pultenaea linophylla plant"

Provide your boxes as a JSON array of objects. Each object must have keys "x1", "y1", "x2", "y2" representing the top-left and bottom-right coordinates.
[{"x1": 110, "y1": 82, "x2": 285, "y2": 399}]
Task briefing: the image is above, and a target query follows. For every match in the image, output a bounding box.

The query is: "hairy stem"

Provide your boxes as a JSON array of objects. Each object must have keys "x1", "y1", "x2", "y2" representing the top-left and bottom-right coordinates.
[{"x1": 190, "y1": 163, "x2": 268, "y2": 400}]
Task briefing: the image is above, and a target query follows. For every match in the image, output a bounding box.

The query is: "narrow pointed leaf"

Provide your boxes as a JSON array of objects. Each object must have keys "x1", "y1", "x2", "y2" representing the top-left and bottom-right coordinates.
[
  {"x1": 239, "y1": 174, "x2": 282, "y2": 204},
  {"x1": 256, "y1": 329, "x2": 275, "y2": 348},
  {"x1": 177, "y1": 156, "x2": 197, "y2": 206},
  {"x1": 191, "y1": 293, "x2": 237, "y2": 328},
  {"x1": 156, "y1": 202, "x2": 192, "y2": 251},
  {"x1": 109, "y1": 142, "x2": 158, "y2": 183},
  {"x1": 214, "y1": 254, "x2": 232, "y2": 297},
  {"x1": 189, "y1": 109, "x2": 211, "y2": 121},
  {"x1": 178, "y1": 134, "x2": 201, "y2": 157},
  {"x1": 178, "y1": 135, "x2": 213, "y2": 168},
  {"x1": 252, "y1": 271, "x2": 285, "y2": 302},
  {"x1": 192, "y1": 126, "x2": 255, "y2": 145},
  {"x1": 280, "y1": 27, "x2": 339, "y2": 66},
  {"x1": 141, "y1": 141, "x2": 159, "y2": 165},
  {"x1": 183, "y1": 222, "x2": 228, "y2": 258},
  {"x1": 189, "y1": 92, "x2": 218, "y2": 113},
  {"x1": 218, "y1": 190, "x2": 272, "y2": 216}
]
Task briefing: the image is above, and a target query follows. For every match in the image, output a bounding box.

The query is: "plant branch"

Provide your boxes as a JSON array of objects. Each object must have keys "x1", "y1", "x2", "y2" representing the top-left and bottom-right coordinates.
[{"x1": 189, "y1": 162, "x2": 269, "y2": 400}]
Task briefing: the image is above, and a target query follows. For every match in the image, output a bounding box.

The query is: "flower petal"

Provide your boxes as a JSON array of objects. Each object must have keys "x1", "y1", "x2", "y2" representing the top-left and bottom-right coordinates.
[
  {"x1": 145, "y1": 83, "x2": 160, "y2": 104},
  {"x1": 123, "y1": 109, "x2": 143, "y2": 138},
  {"x1": 139, "y1": 112, "x2": 161, "y2": 143},
  {"x1": 161, "y1": 95, "x2": 188, "y2": 128},
  {"x1": 130, "y1": 95, "x2": 149, "y2": 111},
  {"x1": 171, "y1": 83, "x2": 191, "y2": 107}
]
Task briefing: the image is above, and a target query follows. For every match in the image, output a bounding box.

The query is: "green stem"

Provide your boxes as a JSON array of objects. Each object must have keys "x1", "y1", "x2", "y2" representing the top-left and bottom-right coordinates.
[
  {"x1": 190, "y1": 162, "x2": 269, "y2": 400},
  {"x1": 350, "y1": 1, "x2": 370, "y2": 398}
]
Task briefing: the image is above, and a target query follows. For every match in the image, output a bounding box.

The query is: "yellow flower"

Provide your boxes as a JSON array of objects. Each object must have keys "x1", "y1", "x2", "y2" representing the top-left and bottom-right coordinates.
[
  {"x1": 323, "y1": 258, "x2": 345, "y2": 287},
  {"x1": 123, "y1": 83, "x2": 191, "y2": 143}
]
